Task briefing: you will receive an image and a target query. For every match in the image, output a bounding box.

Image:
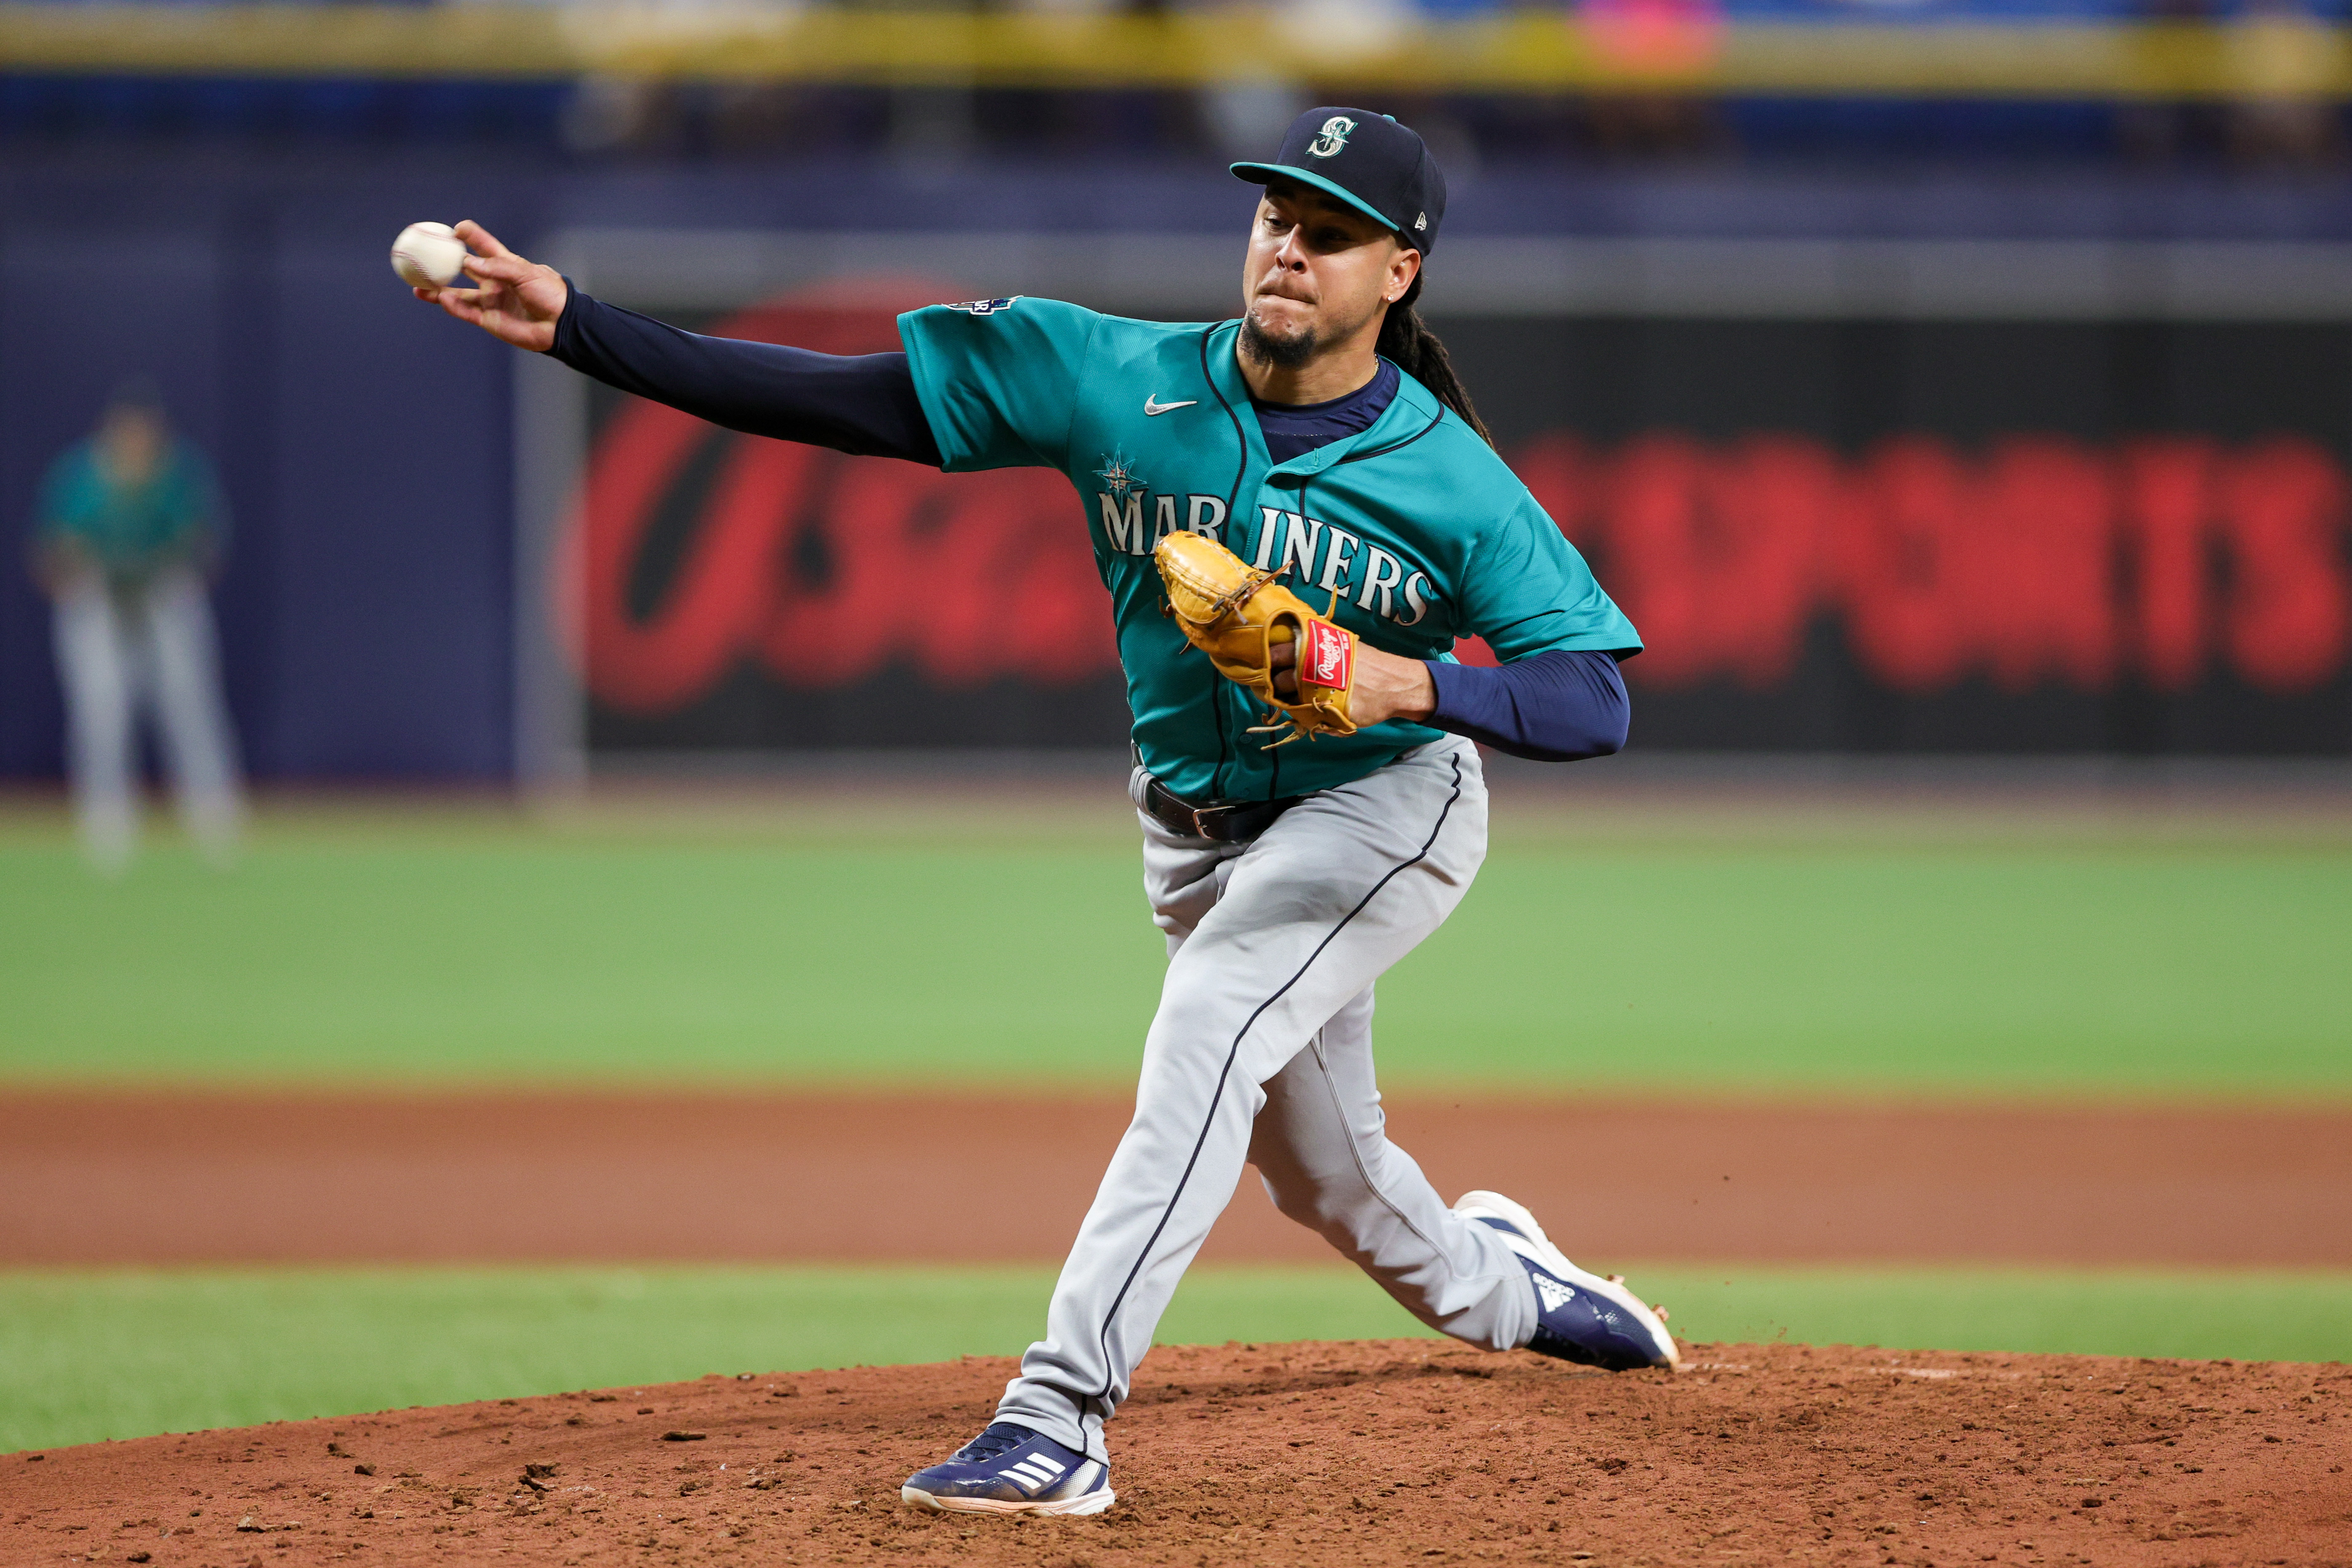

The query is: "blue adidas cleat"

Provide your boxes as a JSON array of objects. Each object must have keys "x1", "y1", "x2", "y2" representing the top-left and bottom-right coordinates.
[
  {"x1": 901, "y1": 1422, "x2": 1116, "y2": 1517},
  {"x1": 1455, "y1": 1189, "x2": 1681, "y2": 1372}
]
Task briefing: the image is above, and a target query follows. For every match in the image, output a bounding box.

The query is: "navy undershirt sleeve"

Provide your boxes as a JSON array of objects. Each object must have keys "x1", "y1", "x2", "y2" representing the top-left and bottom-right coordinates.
[
  {"x1": 548, "y1": 286, "x2": 943, "y2": 467},
  {"x1": 1423, "y1": 649, "x2": 1629, "y2": 763}
]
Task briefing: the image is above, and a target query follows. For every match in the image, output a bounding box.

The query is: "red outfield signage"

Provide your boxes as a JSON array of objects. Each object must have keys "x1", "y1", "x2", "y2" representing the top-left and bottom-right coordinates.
[
  {"x1": 565, "y1": 301, "x2": 2352, "y2": 752},
  {"x1": 574, "y1": 429, "x2": 1110, "y2": 713},
  {"x1": 1514, "y1": 432, "x2": 2350, "y2": 697}
]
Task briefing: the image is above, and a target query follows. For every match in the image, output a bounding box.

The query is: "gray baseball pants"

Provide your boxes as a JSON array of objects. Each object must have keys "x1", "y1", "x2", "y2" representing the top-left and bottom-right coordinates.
[
  {"x1": 53, "y1": 567, "x2": 244, "y2": 873},
  {"x1": 995, "y1": 736, "x2": 1536, "y2": 1462}
]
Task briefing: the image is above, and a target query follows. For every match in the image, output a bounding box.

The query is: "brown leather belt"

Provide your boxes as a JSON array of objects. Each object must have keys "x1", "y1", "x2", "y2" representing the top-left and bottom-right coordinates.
[{"x1": 1139, "y1": 774, "x2": 1302, "y2": 844}]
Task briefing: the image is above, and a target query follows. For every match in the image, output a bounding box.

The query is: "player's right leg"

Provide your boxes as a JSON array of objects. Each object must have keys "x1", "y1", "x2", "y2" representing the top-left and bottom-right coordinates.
[
  {"x1": 1250, "y1": 1008, "x2": 1679, "y2": 1371},
  {"x1": 1452, "y1": 1188, "x2": 1679, "y2": 1370},
  {"x1": 1247, "y1": 992, "x2": 1534, "y2": 1351},
  {"x1": 53, "y1": 579, "x2": 139, "y2": 874}
]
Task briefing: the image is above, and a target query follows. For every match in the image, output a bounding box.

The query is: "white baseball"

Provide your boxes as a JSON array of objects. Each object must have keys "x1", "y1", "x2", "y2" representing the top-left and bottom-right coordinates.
[{"x1": 391, "y1": 221, "x2": 469, "y2": 289}]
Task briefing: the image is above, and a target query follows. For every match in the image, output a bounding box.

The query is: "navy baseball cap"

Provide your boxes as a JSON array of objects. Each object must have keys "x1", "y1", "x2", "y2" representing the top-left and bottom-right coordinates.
[{"x1": 1232, "y1": 107, "x2": 1446, "y2": 256}]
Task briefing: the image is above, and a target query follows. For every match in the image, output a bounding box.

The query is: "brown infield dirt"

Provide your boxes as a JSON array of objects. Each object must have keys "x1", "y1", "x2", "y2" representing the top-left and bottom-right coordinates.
[
  {"x1": 6, "y1": 1091, "x2": 2349, "y2": 1563},
  {"x1": 5, "y1": 1093, "x2": 2350, "y2": 1267},
  {"x1": 6, "y1": 1341, "x2": 2349, "y2": 1568}
]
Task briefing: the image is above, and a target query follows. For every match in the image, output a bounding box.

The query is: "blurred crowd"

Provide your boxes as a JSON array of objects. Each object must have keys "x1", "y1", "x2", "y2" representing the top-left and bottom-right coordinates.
[{"x1": 0, "y1": 0, "x2": 2346, "y2": 166}]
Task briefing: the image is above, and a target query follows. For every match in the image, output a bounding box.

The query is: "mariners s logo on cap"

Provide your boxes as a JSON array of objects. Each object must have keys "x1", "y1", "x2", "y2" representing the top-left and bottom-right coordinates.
[
  {"x1": 1307, "y1": 116, "x2": 1356, "y2": 158},
  {"x1": 1229, "y1": 106, "x2": 1448, "y2": 255}
]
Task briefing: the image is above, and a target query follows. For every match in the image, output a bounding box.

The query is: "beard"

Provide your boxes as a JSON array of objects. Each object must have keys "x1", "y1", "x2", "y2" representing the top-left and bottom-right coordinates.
[{"x1": 1240, "y1": 307, "x2": 1317, "y2": 370}]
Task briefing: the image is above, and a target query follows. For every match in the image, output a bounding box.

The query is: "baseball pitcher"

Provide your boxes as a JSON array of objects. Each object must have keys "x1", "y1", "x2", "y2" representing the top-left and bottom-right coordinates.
[{"x1": 418, "y1": 106, "x2": 1676, "y2": 1520}]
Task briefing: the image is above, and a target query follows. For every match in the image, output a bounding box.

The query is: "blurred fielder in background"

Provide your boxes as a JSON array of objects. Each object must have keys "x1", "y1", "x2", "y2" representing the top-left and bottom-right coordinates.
[{"x1": 30, "y1": 379, "x2": 243, "y2": 872}]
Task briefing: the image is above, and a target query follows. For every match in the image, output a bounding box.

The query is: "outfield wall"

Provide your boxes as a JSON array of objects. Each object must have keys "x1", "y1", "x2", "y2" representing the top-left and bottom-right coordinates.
[{"x1": 568, "y1": 296, "x2": 2352, "y2": 766}]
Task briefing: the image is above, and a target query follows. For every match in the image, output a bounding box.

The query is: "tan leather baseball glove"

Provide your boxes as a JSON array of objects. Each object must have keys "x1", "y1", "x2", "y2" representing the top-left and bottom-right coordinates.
[{"x1": 1154, "y1": 531, "x2": 1357, "y2": 745}]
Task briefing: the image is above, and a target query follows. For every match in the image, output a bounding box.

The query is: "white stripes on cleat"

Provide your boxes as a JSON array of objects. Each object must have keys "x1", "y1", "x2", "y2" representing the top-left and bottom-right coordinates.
[{"x1": 1454, "y1": 1188, "x2": 1682, "y2": 1369}]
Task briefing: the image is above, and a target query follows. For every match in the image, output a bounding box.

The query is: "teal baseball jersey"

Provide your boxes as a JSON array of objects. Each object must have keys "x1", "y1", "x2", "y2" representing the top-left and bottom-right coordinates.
[
  {"x1": 898, "y1": 297, "x2": 1640, "y2": 802},
  {"x1": 38, "y1": 437, "x2": 226, "y2": 585}
]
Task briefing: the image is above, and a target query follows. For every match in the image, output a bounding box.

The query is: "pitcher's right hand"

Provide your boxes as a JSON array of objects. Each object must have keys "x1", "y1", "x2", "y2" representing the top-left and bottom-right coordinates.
[{"x1": 413, "y1": 220, "x2": 567, "y2": 354}]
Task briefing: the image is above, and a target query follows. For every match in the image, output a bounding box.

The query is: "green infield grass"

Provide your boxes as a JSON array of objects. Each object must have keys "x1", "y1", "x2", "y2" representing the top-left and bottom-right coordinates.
[
  {"x1": 0, "y1": 799, "x2": 2346, "y2": 1095},
  {"x1": 3, "y1": 1263, "x2": 2346, "y2": 1455}
]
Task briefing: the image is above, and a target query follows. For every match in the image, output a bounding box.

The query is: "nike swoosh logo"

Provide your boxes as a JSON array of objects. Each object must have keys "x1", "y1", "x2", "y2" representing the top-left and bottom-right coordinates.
[{"x1": 1144, "y1": 396, "x2": 1197, "y2": 416}]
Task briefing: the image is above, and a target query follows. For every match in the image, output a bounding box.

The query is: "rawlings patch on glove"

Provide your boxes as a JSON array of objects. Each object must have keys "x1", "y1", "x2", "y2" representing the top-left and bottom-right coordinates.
[{"x1": 1154, "y1": 530, "x2": 1357, "y2": 745}]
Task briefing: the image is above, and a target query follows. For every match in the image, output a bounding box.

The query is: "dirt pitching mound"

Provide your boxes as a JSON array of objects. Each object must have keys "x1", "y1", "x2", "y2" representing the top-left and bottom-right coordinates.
[{"x1": 7, "y1": 1340, "x2": 2347, "y2": 1568}]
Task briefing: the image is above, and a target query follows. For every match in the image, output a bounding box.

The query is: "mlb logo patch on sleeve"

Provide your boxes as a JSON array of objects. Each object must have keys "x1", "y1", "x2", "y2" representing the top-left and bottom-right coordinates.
[
  {"x1": 946, "y1": 297, "x2": 1020, "y2": 315},
  {"x1": 1300, "y1": 619, "x2": 1353, "y2": 693}
]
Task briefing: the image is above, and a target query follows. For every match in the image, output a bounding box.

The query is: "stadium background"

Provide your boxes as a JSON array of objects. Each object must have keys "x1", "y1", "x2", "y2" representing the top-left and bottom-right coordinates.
[{"x1": 0, "y1": 0, "x2": 2346, "y2": 1464}]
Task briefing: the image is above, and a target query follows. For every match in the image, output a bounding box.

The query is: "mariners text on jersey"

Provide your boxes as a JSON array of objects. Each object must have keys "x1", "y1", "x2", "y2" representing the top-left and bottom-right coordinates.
[{"x1": 899, "y1": 296, "x2": 1640, "y2": 803}]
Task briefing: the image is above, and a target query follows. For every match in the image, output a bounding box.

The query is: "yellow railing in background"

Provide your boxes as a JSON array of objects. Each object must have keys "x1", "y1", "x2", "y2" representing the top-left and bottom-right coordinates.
[{"x1": 0, "y1": 6, "x2": 2346, "y2": 100}]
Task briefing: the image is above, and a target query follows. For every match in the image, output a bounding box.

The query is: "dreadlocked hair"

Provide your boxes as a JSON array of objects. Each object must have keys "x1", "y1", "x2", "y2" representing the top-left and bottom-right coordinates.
[{"x1": 1375, "y1": 270, "x2": 1492, "y2": 447}]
